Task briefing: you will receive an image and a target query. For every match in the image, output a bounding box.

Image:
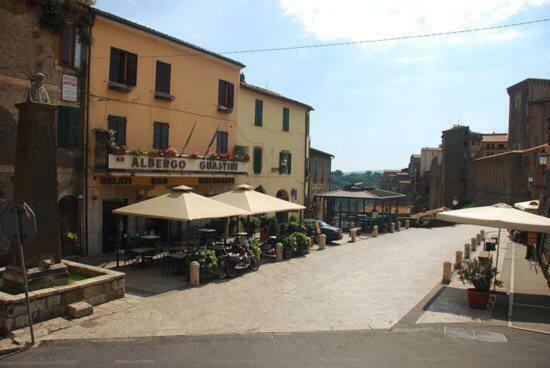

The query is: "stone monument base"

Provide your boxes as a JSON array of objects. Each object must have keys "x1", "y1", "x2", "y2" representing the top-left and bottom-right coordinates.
[{"x1": 3, "y1": 263, "x2": 69, "y2": 292}]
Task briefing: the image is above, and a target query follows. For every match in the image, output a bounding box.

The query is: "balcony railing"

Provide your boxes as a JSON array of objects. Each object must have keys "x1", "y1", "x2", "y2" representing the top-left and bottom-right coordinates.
[{"x1": 94, "y1": 130, "x2": 110, "y2": 171}]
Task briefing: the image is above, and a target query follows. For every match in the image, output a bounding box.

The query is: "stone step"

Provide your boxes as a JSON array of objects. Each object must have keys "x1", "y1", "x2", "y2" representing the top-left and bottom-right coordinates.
[{"x1": 66, "y1": 302, "x2": 93, "y2": 319}]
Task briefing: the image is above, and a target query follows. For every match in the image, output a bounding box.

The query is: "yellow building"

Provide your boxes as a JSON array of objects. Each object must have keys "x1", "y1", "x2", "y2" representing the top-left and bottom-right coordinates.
[
  {"x1": 86, "y1": 9, "x2": 247, "y2": 255},
  {"x1": 236, "y1": 77, "x2": 313, "y2": 211}
]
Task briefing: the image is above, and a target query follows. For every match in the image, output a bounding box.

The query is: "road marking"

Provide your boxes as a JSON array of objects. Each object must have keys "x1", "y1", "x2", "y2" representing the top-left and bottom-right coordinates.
[
  {"x1": 113, "y1": 360, "x2": 155, "y2": 365},
  {"x1": 513, "y1": 303, "x2": 550, "y2": 309},
  {"x1": 443, "y1": 327, "x2": 507, "y2": 343}
]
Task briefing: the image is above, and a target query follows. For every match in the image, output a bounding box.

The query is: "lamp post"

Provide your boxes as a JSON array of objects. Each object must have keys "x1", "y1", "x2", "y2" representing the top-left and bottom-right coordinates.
[{"x1": 537, "y1": 151, "x2": 549, "y2": 167}]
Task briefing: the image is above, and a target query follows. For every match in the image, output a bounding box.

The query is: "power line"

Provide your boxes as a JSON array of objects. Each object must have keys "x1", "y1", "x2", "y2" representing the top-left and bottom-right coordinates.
[
  {"x1": 92, "y1": 17, "x2": 550, "y2": 60},
  {"x1": 220, "y1": 18, "x2": 550, "y2": 54}
]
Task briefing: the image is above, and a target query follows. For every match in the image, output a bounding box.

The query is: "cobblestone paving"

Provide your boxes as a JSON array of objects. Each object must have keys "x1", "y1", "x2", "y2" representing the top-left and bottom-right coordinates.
[{"x1": 43, "y1": 225, "x2": 485, "y2": 340}]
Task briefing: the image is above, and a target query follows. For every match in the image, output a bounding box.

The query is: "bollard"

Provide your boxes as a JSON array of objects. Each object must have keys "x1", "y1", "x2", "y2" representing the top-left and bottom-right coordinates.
[
  {"x1": 454, "y1": 250, "x2": 463, "y2": 270},
  {"x1": 350, "y1": 229, "x2": 357, "y2": 243},
  {"x1": 390, "y1": 222, "x2": 395, "y2": 233},
  {"x1": 318, "y1": 234, "x2": 326, "y2": 250},
  {"x1": 190, "y1": 261, "x2": 200, "y2": 286},
  {"x1": 480, "y1": 230, "x2": 485, "y2": 241},
  {"x1": 476, "y1": 233, "x2": 482, "y2": 245},
  {"x1": 470, "y1": 237, "x2": 477, "y2": 252},
  {"x1": 442, "y1": 261, "x2": 452, "y2": 284},
  {"x1": 372, "y1": 225, "x2": 378, "y2": 237},
  {"x1": 405, "y1": 220, "x2": 410, "y2": 229},
  {"x1": 396, "y1": 221, "x2": 401, "y2": 232},
  {"x1": 308, "y1": 237, "x2": 314, "y2": 248},
  {"x1": 464, "y1": 243, "x2": 470, "y2": 259},
  {"x1": 275, "y1": 242, "x2": 283, "y2": 261}
]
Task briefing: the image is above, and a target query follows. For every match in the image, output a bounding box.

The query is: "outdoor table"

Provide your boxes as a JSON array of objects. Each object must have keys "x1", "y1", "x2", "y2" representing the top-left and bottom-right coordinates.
[
  {"x1": 169, "y1": 244, "x2": 188, "y2": 253},
  {"x1": 132, "y1": 246, "x2": 156, "y2": 266},
  {"x1": 138, "y1": 234, "x2": 161, "y2": 250}
]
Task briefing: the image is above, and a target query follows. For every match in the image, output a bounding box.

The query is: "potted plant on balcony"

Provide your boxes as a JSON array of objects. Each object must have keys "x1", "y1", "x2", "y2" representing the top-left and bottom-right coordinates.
[
  {"x1": 164, "y1": 147, "x2": 178, "y2": 157},
  {"x1": 65, "y1": 232, "x2": 80, "y2": 259},
  {"x1": 208, "y1": 153, "x2": 217, "y2": 160},
  {"x1": 148, "y1": 149, "x2": 162, "y2": 157},
  {"x1": 189, "y1": 153, "x2": 199, "y2": 159},
  {"x1": 114, "y1": 146, "x2": 127, "y2": 155},
  {"x1": 131, "y1": 147, "x2": 146, "y2": 156},
  {"x1": 457, "y1": 258, "x2": 502, "y2": 309}
]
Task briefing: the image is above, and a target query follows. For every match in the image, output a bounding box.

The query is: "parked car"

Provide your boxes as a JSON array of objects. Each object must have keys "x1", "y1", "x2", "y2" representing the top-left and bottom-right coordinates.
[{"x1": 304, "y1": 219, "x2": 343, "y2": 242}]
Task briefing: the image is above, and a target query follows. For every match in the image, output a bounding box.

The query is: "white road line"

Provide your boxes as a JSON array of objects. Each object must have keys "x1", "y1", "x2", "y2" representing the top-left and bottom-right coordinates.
[{"x1": 513, "y1": 303, "x2": 550, "y2": 309}]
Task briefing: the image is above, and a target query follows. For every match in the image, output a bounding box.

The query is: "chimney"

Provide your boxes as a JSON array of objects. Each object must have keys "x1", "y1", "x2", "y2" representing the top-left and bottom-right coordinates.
[{"x1": 240, "y1": 73, "x2": 245, "y2": 82}]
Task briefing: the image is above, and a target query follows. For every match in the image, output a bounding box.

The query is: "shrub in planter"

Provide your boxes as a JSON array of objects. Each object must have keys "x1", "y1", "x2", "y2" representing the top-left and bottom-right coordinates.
[
  {"x1": 280, "y1": 235, "x2": 295, "y2": 259},
  {"x1": 292, "y1": 232, "x2": 310, "y2": 256},
  {"x1": 240, "y1": 216, "x2": 260, "y2": 237},
  {"x1": 186, "y1": 247, "x2": 219, "y2": 281},
  {"x1": 261, "y1": 216, "x2": 280, "y2": 237},
  {"x1": 249, "y1": 239, "x2": 261, "y2": 259},
  {"x1": 131, "y1": 147, "x2": 146, "y2": 156},
  {"x1": 458, "y1": 258, "x2": 502, "y2": 309}
]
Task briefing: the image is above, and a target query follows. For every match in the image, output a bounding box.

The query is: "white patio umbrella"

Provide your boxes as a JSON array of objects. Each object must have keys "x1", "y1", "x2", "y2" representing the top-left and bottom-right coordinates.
[
  {"x1": 113, "y1": 185, "x2": 248, "y2": 221},
  {"x1": 211, "y1": 184, "x2": 305, "y2": 215},
  {"x1": 514, "y1": 200, "x2": 539, "y2": 214},
  {"x1": 436, "y1": 203, "x2": 550, "y2": 289}
]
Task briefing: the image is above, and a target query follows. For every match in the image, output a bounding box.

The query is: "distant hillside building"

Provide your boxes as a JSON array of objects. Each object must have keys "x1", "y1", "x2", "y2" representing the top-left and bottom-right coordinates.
[{"x1": 479, "y1": 133, "x2": 508, "y2": 157}]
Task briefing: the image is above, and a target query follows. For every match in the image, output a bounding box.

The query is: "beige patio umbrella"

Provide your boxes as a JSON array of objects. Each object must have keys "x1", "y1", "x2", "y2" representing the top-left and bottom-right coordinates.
[
  {"x1": 436, "y1": 203, "x2": 550, "y2": 289},
  {"x1": 211, "y1": 184, "x2": 305, "y2": 215},
  {"x1": 113, "y1": 185, "x2": 248, "y2": 221},
  {"x1": 514, "y1": 200, "x2": 539, "y2": 214}
]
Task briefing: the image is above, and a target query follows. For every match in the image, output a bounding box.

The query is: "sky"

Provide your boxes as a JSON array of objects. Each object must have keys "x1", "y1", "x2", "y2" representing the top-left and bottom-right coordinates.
[{"x1": 95, "y1": 0, "x2": 550, "y2": 172}]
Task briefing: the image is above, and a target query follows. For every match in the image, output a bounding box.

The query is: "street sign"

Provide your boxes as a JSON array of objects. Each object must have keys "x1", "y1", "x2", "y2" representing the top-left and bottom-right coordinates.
[{"x1": 1, "y1": 202, "x2": 37, "y2": 245}]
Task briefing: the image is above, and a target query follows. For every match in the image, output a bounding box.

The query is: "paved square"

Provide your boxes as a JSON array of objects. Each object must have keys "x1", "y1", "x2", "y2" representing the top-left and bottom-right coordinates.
[{"x1": 43, "y1": 225, "x2": 486, "y2": 340}]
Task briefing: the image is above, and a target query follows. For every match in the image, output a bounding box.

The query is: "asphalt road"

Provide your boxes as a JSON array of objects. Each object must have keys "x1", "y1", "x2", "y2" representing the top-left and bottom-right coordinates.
[{"x1": 3, "y1": 326, "x2": 549, "y2": 368}]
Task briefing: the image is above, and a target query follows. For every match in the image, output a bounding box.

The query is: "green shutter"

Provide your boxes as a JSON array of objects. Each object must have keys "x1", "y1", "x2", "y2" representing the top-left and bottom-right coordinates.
[
  {"x1": 253, "y1": 147, "x2": 262, "y2": 174},
  {"x1": 279, "y1": 151, "x2": 284, "y2": 174},
  {"x1": 283, "y1": 107, "x2": 289, "y2": 132},
  {"x1": 287, "y1": 152, "x2": 292, "y2": 174},
  {"x1": 57, "y1": 106, "x2": 80, "y2": 148},
  {"x1": 255, "y1": 100, "x2": 263, "y2": 126}
]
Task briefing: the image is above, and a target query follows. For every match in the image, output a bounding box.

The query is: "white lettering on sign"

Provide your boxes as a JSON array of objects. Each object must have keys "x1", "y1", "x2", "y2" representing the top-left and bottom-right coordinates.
[
  {"x1": 62, "y1": 74, "x2": 78, "y2": 102},
  {"x1": 108, "y1": 154, "x2": 248, "y2": 175}
]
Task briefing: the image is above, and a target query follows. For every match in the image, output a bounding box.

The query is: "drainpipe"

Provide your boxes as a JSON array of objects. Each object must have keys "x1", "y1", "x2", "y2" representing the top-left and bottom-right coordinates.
[{"x1": 83, "y1": 20, "x2": 93, "y2": 257}]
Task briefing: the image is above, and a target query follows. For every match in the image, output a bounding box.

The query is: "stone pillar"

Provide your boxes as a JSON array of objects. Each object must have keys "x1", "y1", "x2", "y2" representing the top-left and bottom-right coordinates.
[
  {"x1": 189, "y1": 261, "x2": 200, "y2": 286},
  {"x1": 396, "y1": 222, "x2": 401, "y2": 231},
  {"x1": 3, "y1": 102, "x2": 68, "y2": 291},
  {"x1": 464, "y1": 243, "x2": 470, "y2": 259},
  {"x1": 390, "y1": 222, "x2": 395, "y2": 233},
  {"x1": 372, "y1": 225, "x2": 378, "y2": 237},
  {"x1": 442, "y1": 261, "x2": 452, "y2": 284},
  {"x1": 275, "y1": 243, "x2": 283, "y2": 261},
  {"x1": 476, "y1": 233, "x2": 483, "y2": 246},
  {"x1": 471, "y1": 237, "x2": 477, "y2": 252},
  {"x1": 318, "y1": 234, "x2": 326, "y2": 250},
  {"x1": 350, "y1": 229, "x2": 357, "y2": 242},
  {"x1": 454, "y1": 250, "x2": 463, "y2": 269},
  {"x1": 480, "y1": 230, "x2": 485, "y2": 240},
  {"x1": 405, "y1": 220, "x2": 410, "y2": 229}
]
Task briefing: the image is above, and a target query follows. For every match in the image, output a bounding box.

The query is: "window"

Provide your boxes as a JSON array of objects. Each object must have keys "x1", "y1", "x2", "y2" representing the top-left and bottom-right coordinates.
[
  {"x1": 255, "y1": 99, "x2": 263, "y2": 126},
  {"x1": 282, "y1": 107, "x2": 290, "y2": 132},
  {"x1": 57, "y1": 106, "x2": 80, "y2": 148},
  {"x1": 305, "y1": 111, "x2": 310, "y2": 136},
  {"x1": 216, "y1": 131, "x2": 228, "y2": 153},
  {"x1": 253, "y1": 147, "x2": 263, "y2": 174},
  {"x1": 60, "y1": 25, "x2": 82, "y2": 68},
  {"x1": 279, "y1": 151, "x2": 292, "y2": 175},
  {"x1": 153, "y1": 122, "x2": 169, "y2": 150},
  {"x1": 217, "y1": 80, "x2": 234, "y2": 111},
  {"x1": 313, "y1": 159, "x2": 318, "y2": 182},
  {"x1": 305, "y1": 157, "x2": 310, "y2": 177},
  {"x1": 155, "y1": 61, "x2": 171, "y2": 95},
  {"x1": 107, "y1": 115, "x2": 127, "y2": 147},
  {"x1": 109, "y1": 47, "x2": 137, "y2": 86},
  {"x1": 321, "y1": 161, "x2": 325, "y2": 183}
]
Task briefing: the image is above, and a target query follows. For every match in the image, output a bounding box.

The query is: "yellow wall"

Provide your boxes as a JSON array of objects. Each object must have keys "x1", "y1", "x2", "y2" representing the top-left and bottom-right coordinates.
[
  {"x1": 89, "y1": 16, "x2": 242, "y2": 158},
  {"x1": 236, "y1": 86, "x2": 308, "y2": 204}
]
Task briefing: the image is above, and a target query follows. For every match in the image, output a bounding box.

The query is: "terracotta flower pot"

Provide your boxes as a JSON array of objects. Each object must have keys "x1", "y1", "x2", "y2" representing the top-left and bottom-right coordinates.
[{"x1": 467, "y1": 288, "x2": 490, "y2": 309}]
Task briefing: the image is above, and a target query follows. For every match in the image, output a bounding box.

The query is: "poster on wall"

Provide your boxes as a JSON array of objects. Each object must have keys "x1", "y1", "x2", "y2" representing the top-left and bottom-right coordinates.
[{"x1": 62, "y1": 74, "x2": 78, "y2": 102}]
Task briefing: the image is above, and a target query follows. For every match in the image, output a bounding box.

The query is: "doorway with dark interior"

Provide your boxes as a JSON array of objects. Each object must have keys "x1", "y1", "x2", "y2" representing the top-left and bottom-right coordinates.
[{"x1": 102, "y1": 199, "x2": 128, "y2": 253}]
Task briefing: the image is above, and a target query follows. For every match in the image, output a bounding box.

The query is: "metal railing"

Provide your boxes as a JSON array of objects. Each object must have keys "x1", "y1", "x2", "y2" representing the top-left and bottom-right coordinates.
[{"x1": 94, "y1": 130, "x2": 110, "y2": 171}]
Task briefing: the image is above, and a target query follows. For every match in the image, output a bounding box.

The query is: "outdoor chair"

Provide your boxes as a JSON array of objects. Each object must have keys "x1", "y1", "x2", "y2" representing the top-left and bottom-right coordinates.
[{"x1": 121, "y1": 237, "x2": 139, "y2": 266}]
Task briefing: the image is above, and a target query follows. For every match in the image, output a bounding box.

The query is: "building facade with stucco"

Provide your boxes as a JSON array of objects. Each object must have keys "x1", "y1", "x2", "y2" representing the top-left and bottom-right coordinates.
[{"x1": 235, "y1": 77, "x2": 313, "y2": 212}]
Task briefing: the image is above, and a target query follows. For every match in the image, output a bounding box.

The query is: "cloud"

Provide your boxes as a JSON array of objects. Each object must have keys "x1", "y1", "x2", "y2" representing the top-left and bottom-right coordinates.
[{"x1": 279, "y1": 0, "x2": 548, "y2": 47}]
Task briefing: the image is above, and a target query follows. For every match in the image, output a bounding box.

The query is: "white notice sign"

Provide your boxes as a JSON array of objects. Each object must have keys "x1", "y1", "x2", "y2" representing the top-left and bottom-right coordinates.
[{"x1": 62, "y1": 74, "x2": 78, "y2": 102}]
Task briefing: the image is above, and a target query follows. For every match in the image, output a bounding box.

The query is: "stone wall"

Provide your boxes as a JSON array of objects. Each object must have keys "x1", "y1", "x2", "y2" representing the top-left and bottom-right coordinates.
[{"x1": 0, "y1": 260, "x2": 124, "y2": 335}]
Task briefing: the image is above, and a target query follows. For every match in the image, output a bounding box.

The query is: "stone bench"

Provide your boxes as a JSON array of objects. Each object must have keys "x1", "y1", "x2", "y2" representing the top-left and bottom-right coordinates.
[{"x1": 66, "y1": 301, "x2": 93, "y2": 319}]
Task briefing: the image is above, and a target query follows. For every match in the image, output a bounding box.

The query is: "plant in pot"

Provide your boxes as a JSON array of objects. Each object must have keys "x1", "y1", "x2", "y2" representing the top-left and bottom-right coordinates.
[
  {"x1": 65, "y1": 232, "x2": 79, "y2": 258},
  {"x1": 457, "y1": 258, "x2": 502, "y2": 310},
  {"x1": 114, "y1": 145, "x2": 127, "y2": 155},
  {"x1": 164, "y1": 147, "x2": 178, "y2": 157}
]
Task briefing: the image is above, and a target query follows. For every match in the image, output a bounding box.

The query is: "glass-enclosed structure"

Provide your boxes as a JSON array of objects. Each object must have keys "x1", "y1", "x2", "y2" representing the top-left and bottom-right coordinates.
[{"x1": 316, "y1": 183, "x2": 408, "y2": 232}]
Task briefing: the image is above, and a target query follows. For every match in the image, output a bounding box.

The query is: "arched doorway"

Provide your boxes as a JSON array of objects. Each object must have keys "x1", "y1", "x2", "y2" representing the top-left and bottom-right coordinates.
[
  {"x1": 276, "y1": 190, "x2": 289, "y2": 223},
  {"x1": 59, "y1": 195, "x2": 79, "y2": 257}
]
